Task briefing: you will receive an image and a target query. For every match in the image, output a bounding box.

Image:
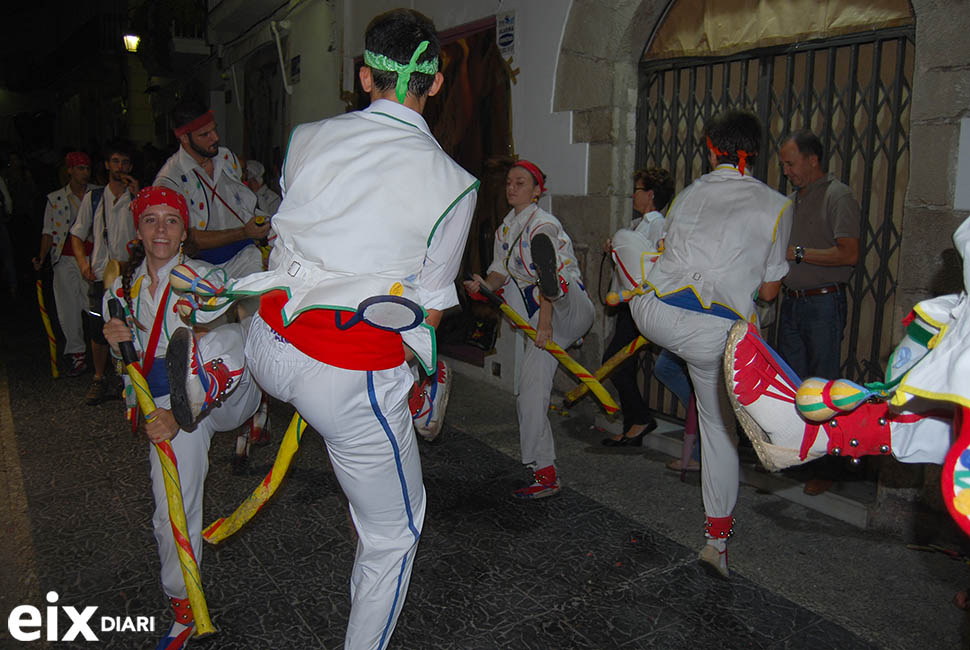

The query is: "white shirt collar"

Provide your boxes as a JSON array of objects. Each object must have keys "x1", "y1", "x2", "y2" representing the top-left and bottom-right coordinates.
[
  {"x1": 137, "y1": 253, "x2": 183, "y2": 300},
  {"x1": 364, "y1": 99, "x2": 433, "y2": 138}
]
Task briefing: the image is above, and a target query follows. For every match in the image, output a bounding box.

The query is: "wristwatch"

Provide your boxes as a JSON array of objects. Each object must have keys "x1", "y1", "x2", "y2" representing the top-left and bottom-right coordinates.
[{"x1": 794, "y1": 245, "x2": 805, "y2": 264}]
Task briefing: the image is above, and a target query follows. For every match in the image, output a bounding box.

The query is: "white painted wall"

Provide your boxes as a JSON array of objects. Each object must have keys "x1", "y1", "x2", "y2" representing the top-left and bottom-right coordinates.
[{"x1": 286, "y1": 1, "x2": 344, "y2": 129}]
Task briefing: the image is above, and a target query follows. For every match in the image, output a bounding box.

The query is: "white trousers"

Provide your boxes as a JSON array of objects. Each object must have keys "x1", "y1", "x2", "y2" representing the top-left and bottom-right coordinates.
[
  {"x1": 150, "y1": 321, "x2": 261, "y2": 600},
  {"x1": 631, "y1": 293, "x2": 738, "y2": 518},
  {"x1": 245, "y1": 315, "x2": 426, "y2": 650},
  {"x1": 504, "y1": 282, "x2": 594, "y2": 468},
  {"x1": 52, "y1": 256, "x2": 87, "y2": 354}
]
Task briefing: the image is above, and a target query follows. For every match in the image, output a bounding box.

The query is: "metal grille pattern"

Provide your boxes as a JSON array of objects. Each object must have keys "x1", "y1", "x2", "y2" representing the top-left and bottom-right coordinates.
[{"x1": 635, "y1": 28, "x2": 913, "y2": 415}]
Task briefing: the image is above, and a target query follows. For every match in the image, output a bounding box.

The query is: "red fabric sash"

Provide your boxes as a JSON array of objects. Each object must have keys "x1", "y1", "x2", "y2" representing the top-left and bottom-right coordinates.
[
  {"x1": 258, "y1": 290, "x2": 405, "y2": 371},
  {"x1": 61, "y1": 238, "x2": 93, "y2": 257},
  {"x1": 137, "y1": 284, "x2": 172, "y2": 377}
]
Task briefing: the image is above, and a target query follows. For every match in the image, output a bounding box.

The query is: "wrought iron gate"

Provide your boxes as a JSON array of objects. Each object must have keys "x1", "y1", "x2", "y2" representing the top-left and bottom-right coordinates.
[{"x1": 635, "y1": 27, "x2": 914, "y2": 414}]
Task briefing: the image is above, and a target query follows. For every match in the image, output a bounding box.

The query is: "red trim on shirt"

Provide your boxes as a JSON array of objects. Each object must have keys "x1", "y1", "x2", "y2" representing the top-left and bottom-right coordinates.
[
  {"x1": 60, "y1": 238, "x2": 93, "y2": 257},
  {"x1": 258, "y1": 290, "x2": 405, "y2": 370}
]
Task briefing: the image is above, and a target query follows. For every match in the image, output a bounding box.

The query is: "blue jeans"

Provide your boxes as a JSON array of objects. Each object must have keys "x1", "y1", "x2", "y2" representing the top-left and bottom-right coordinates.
[
  {"x1": 653, "y1": 349, "x2": 691, "y2": 407},
  {"x1": 653, "y1": 349, "x2": 700, "y2": 462},
  {"x1": 777, "y1": 290, "x2": 847, "y2": 380}
]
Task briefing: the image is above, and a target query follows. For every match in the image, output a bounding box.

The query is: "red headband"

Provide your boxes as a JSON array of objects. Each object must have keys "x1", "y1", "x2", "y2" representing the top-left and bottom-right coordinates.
[
  {"x1": 706, "y1": 136, "x2": 752, "y2": 176},
  {"x1": 131, "y1": 187, "x2": 190, "y2": 229},
  {"x1": 65, "y1": 151, "x2": 90, "y2": 168},
  {"x1": 173, "y1": 110, "x2": 215, "y2": 138},
  {"x1": 512, "y1": 160, "x2": 546, "y2": 194}
]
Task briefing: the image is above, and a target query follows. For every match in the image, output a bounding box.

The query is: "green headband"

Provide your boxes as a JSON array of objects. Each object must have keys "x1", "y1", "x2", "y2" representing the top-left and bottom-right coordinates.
[{"x1": 363, "y1": 40, "x2": 439, "y2": 103}]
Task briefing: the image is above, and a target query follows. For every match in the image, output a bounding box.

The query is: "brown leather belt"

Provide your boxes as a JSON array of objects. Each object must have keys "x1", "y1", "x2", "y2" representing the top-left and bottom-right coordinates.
[{"x1": 784, "y1": 283, "x2": 846, "y2": 299}]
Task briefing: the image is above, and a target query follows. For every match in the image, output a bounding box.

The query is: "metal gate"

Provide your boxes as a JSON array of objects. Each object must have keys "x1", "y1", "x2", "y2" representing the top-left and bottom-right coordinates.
[{"x1": 635, "y1": 27, "x2": 914, "y2": 415}]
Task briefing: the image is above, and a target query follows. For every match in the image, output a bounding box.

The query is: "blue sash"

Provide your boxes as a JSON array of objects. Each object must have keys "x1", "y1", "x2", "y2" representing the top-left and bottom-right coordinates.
[
  {"x1": 196, "y1": 240, "x2": 252, "y2": 265},
  {"x1": 144, "y1": 357, "x2": 170, "y2": 397}
]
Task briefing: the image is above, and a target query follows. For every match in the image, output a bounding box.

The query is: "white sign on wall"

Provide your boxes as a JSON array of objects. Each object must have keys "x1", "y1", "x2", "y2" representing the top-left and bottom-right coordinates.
[{"x1": 497, "y1": 10, "x2": 515, "y2": 60}]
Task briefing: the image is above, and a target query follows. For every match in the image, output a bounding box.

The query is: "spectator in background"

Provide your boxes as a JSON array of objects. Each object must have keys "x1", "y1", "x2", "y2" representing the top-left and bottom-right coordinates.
[
  {"x1": 69, "y1": 140, "x2": 140, "y2": 405},
  {"x1": 777, "y1": 130, "x2": 861, "y2": 496},
  {"x1": 601, "y1": 167, "x2": 674, "y2": 447},
  {"x1": 245, "y1": 159, "x2": 282, "y2": 216},
  {"x1": 32, "y1": 152, "x2": 99, "y2": 376},
  {"x1": 154, "y1": 99, "x2": 269, "y2": 280}
]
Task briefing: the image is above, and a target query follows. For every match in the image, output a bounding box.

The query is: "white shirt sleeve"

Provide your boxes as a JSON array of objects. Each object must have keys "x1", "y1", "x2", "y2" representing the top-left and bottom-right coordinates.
[
  {"x1": 486, "y1": 224, "x2": 509, "y2": 278},
  {"x1": 764, "y1": 200, "x2": 793, "y2": 282},
  {"x1": 154, "y1": 174, "x2": 180, "y2": 191},
  {"x1": 70, "y1": 192, "x2": 94, "y2": 240},
  {"x1": 415, "y1": 190, "x2": 477, "y2": 312}
]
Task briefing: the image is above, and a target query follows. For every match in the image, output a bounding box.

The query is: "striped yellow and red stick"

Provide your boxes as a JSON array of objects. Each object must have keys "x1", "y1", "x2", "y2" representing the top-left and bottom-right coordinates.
[
  {"x1": 203, "y1": 411, "x2": 308, "y2": 544},
  {"x1": 474, "y1": 282, "x2": 618, "y2": 415},
  {"x1": 564, "y1": 335, "x2": 648, "y2": 406},
  {"x1": 107, "y1": 299, "x2": 215, "y2": 638},
  {"x1": 36, "y1": 279, "x2": 59, "y2": 378}
]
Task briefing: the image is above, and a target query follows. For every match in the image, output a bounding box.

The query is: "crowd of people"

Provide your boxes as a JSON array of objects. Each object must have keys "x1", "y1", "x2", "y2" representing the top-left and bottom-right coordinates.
[{"x1": 6, "y1": 7, "x2": 968, "y2": 650}]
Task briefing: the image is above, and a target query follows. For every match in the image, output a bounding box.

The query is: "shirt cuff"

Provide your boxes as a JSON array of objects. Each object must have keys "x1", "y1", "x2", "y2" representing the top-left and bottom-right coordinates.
[
  {"x1": 418, "y1": 284, "x2": 459, "y2": 313},
  {"x1": 765, "y1": 263, "x2": 790, "y2": 282}
]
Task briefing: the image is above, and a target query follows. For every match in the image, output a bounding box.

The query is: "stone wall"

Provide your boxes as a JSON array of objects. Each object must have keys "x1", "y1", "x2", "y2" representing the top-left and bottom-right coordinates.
[{"x1": 552, "y1": 0, "x2": 970, "y2": 529}]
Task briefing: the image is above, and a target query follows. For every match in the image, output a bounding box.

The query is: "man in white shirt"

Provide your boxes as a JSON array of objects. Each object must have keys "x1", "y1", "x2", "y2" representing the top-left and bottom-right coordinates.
[
  {"x1": 155, "y1": 101, "x2": 270, "y2": 279},
  {"x1": 69, "y1": 141, "x2": 140, "y2": 404},
  {"x1": 33, "y1": 152, "x2": 98, "y2": 376},
  {"x1": 195, "y1": 9, "x2": 477, "y2": 648},
  {"x1": 244, "y1": 159, "x2": 282, "y2": 216},
  {"x1": 630, "y1": 110, "x2": 792, "y2": 577}
]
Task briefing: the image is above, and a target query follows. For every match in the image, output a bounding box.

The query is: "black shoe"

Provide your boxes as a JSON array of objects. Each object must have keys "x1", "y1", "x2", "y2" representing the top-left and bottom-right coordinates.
[
  {"x1": 530, "y1": 233, "x2": 560, "y2": 298},
  {"x1": 601, "y1": 420, "x2": 658, "y2": 447}
]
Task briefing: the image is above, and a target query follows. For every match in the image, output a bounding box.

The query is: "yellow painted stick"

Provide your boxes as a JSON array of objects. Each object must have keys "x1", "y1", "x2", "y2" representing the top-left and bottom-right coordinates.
[
  {"x1": 475, "y1": 282, "x2": 618, "y2": 415},
  {"x1": 203, "y1": 411, "x2": 308, "y2": 543},
  {"x1": 108, "y1": 299, "x2": 215, "y2": 638},
  {"x1": 36, "y1": 279, "x2": 59, "y2": 378},
  {"x1": 564, "y1": 335, "x2": 648, "y2": 405}
]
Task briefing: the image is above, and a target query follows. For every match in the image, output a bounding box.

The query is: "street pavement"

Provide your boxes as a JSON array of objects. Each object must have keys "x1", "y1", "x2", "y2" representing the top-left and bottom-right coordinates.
[{"x1": 1, "y1": 307, "x2": 968, "y2": 649}]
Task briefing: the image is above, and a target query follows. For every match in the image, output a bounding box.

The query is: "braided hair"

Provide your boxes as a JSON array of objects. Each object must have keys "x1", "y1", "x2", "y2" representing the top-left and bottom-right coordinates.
[{"x1": 120, "y1": 241, "x2": 149, "y2": 332}]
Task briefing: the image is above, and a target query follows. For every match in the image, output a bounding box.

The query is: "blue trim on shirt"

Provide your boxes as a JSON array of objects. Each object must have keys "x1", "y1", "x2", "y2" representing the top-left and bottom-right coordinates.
[{"x1": 659, "y1": 288, "x2": 741, "y2": 321}]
